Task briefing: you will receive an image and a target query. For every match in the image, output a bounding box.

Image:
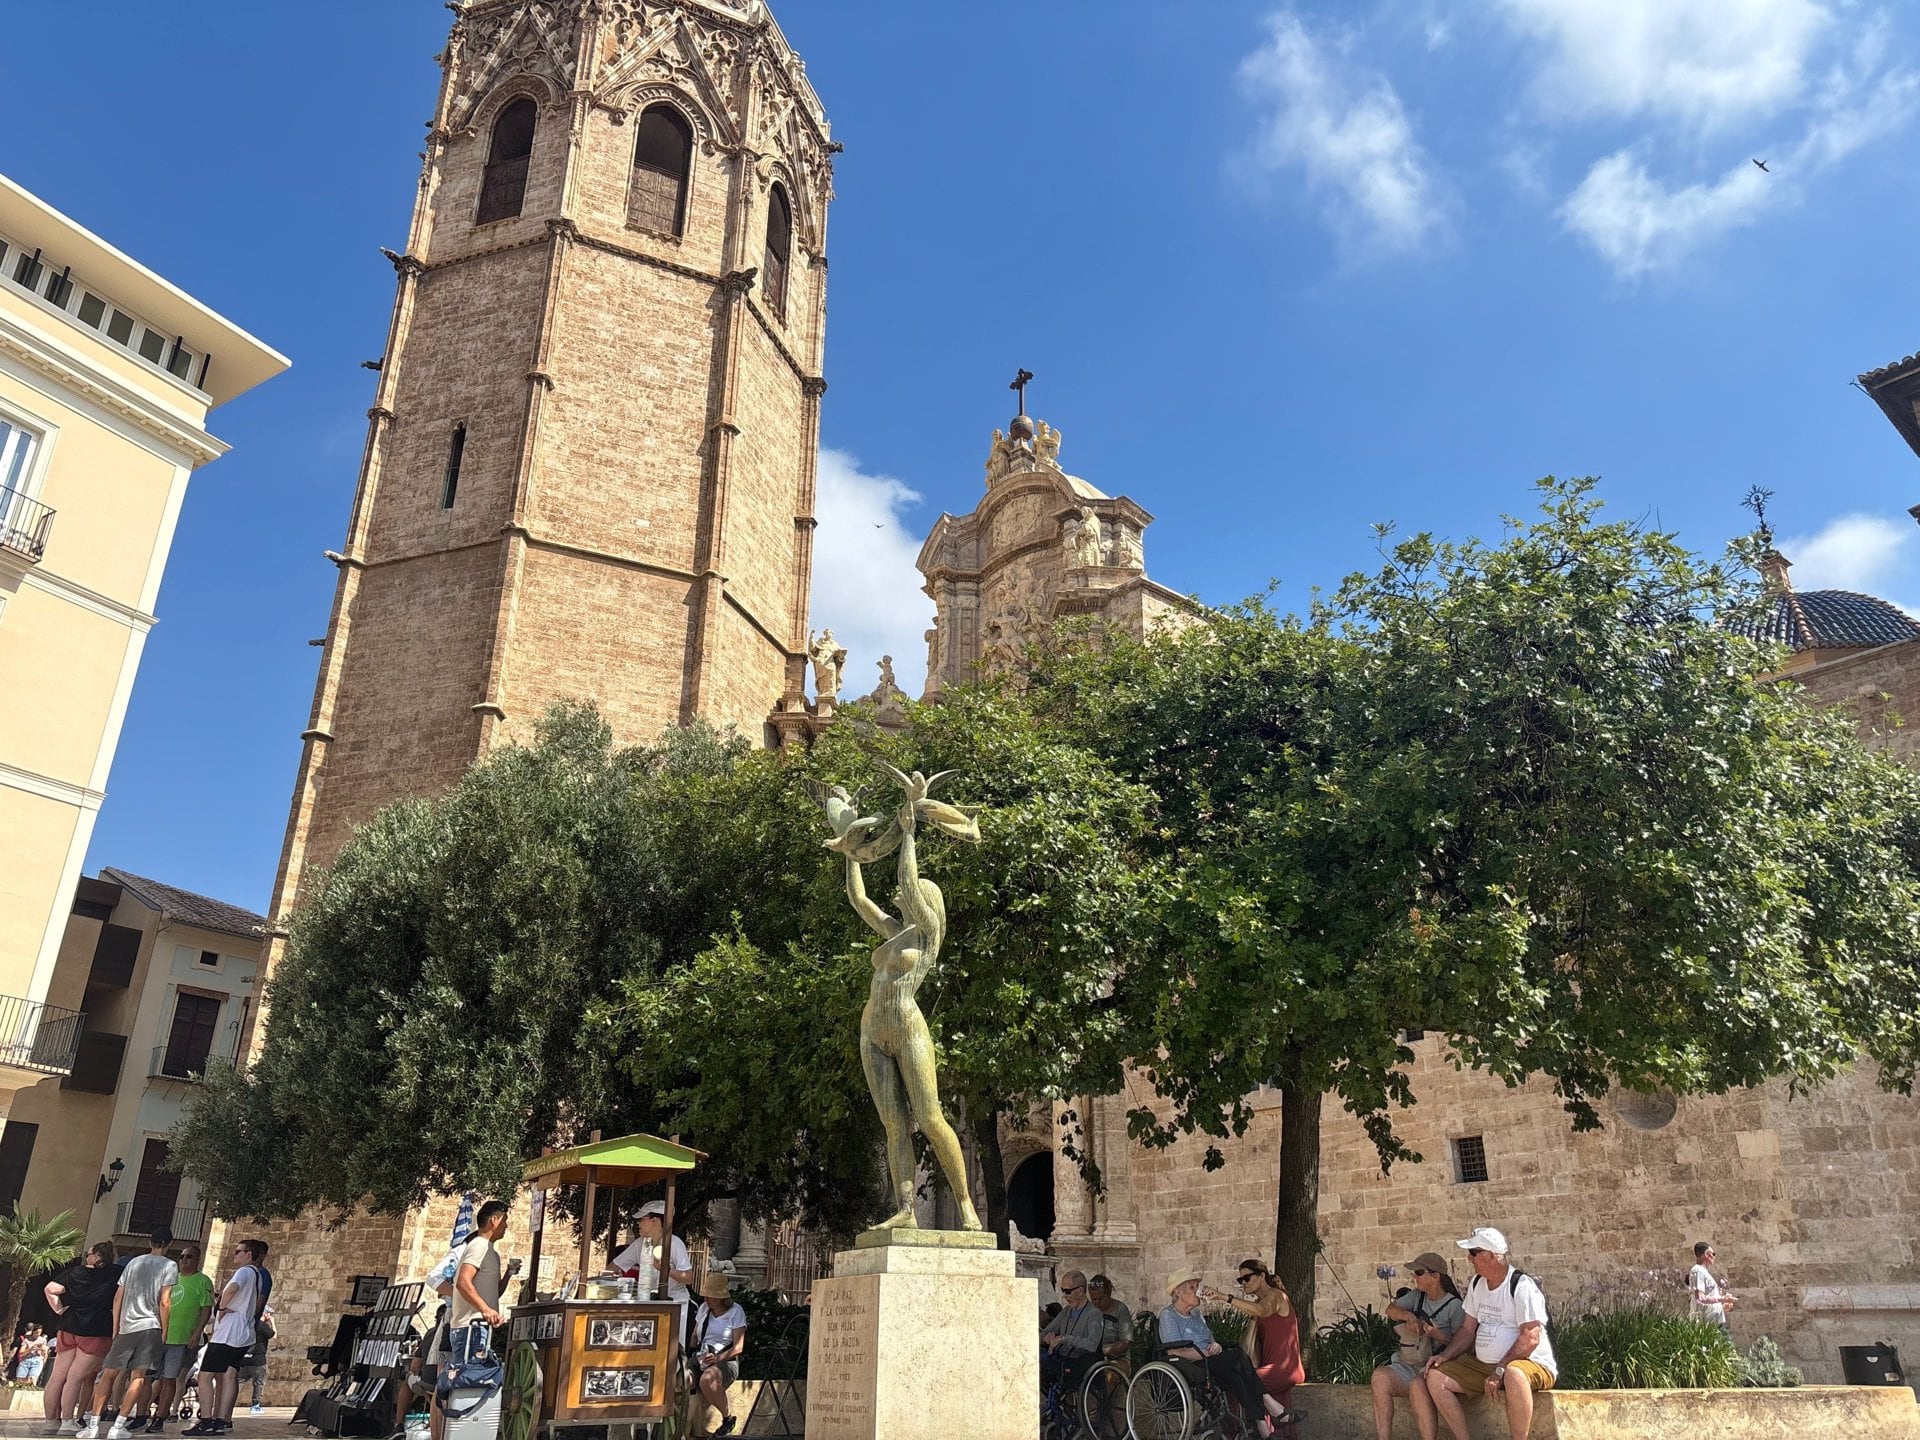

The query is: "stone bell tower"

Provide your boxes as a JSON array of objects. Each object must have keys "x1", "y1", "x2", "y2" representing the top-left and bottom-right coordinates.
[
  {"x1": 244, "y1": 0, "x2": 833, "y2": 1377},
  {"x1": 270, "y1": 0, "x2": 833, "y2": 917}
]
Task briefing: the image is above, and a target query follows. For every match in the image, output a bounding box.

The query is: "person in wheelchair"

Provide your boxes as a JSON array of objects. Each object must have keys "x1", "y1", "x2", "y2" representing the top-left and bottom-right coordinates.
[
  {"x1": 1158, "y1": 1271, "x2": 1280, "y2": 1439},
  {"x1": 1087, "y1": 1276, "x2": 1134, "y2": 1362},
  {"x1": 1041, "y1": 1272, "x2": 1106, "y2": 1393}
]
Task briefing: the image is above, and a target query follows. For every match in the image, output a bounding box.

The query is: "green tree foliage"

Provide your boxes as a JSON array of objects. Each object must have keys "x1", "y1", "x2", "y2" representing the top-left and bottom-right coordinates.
[
  {"x1": 0, "y1": 1206, "x2": 83, "y2": 1351},
  {"x1": 1033, "y1": 478, "x2": 1920, "y2": 1338}
]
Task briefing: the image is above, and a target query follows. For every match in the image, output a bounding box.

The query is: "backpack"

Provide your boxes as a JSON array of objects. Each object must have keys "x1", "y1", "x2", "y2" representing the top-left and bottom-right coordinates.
[
  {"x1": 249, "y1": 1267, "x2": 275, "y2": 1341},
  {"x1": 1475, "y1": 1268, "x2": 1553, "y2": 1345},
  {"x1": 437, "y1": 1321, "x2": 504, "y2": 1418}
]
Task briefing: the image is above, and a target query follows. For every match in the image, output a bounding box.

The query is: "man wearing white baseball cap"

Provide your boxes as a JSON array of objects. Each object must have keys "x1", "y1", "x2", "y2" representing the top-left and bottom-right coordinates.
[
  {"x1": 1414, "y1": 1227, "x2": 1555, "y2": 1440},
  {"x1": 611, "y1": 1202, "x2": 695, "y2": 1304}
]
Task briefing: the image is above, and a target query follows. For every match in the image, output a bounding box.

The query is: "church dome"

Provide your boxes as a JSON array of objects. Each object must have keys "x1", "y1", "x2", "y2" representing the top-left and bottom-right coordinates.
[{"x1": 1737, "y1": 588, "x2": 1920, "y2": 652}]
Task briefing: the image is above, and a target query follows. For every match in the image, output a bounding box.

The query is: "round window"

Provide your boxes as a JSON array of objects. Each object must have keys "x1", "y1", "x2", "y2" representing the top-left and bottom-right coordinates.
[{"x1": 1614, "y1": 1088, "x2": 1678, "y2": 1131}]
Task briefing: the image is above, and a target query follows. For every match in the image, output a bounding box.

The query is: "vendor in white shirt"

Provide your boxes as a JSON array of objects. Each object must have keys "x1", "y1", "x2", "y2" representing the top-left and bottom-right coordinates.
[{"x1": 611, "y1": 1200, "x2": 695, "y2": 1304}]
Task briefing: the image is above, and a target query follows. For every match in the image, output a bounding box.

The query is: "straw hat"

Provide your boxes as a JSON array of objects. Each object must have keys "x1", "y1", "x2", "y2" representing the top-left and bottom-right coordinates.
[
  {"x1": 1164, "y1": 1268, "x2": 1202, "y2": 1296},
  {"x1": 700, "y1": 1272, "x2": 732, "y2": 1301}
]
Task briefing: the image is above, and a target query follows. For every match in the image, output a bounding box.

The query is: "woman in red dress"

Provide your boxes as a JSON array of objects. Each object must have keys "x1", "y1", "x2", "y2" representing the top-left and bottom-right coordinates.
[{"x1": 1224, "y1": 1259, "x2": 1305, "y2": 1428}]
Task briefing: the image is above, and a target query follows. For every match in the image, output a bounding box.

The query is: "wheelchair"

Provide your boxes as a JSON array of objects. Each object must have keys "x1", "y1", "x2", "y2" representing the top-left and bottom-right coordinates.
[
  {"x1": 1040, "y1": 1354, "x2": 1131, "y2": 1440},
  {"x1": 1124, "y1": 1347, "x2": 1257, "y2": 1440}
]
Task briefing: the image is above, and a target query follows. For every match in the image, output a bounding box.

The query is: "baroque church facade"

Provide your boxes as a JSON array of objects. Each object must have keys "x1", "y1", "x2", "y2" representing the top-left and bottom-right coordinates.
[{"x1": 242, "y1": 0, "x2": 1920, "y2": 1394}]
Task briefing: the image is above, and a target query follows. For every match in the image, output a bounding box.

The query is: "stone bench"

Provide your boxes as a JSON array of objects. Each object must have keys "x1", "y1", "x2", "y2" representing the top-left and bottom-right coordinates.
[{"x1": 1297, "y1": 1380, "x2": 1920, "y2": 1439}]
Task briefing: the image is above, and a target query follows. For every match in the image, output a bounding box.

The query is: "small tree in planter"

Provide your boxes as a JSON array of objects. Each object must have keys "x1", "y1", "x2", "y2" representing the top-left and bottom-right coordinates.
[{"x1": 0, "y1": 1207, "x2": 83, "y2": 1358}]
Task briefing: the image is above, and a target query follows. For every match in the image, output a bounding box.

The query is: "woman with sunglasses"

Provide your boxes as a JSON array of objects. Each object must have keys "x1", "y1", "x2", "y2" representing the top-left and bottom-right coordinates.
[
  {"x1": 1219, "y1": 1261, "x2": 1304, "y2": 1428},
  {"x1": 1370, "y1": 1252, "x2": 1463, "y2": 1440}
]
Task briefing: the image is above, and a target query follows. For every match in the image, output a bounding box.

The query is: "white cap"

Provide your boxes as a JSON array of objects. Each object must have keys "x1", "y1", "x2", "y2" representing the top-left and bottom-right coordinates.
[
  {"x1": 638, "y1": 1200, "x2": 667, "y2": 1220},
  {"x1": 1456, "y1": 1226, "x2": 1509, "y2": 1255}
]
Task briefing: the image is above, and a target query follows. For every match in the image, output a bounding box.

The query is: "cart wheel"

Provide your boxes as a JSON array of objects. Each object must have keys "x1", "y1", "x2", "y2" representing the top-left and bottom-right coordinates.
[{"x1": 499, "y1": 1342, "x2": 543, "y2": 1440}]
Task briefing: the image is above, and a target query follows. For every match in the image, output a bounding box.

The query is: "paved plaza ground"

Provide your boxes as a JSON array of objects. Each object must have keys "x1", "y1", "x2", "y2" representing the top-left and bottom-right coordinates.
[{"x1": 0, "y1": 1413, "x2": 303, "y2": 1440}]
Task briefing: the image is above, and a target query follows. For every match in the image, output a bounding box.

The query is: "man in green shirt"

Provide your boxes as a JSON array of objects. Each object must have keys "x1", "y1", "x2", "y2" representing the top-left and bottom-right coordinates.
[{"x1": 145, "y1": 1245, "x2": 213, "y2": 1434}]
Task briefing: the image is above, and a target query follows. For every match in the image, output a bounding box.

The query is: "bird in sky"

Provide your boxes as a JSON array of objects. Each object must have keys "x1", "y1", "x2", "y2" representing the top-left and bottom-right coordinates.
[{"x1": 1753, "y1": 158, "x2": 1770, "y2": 172}]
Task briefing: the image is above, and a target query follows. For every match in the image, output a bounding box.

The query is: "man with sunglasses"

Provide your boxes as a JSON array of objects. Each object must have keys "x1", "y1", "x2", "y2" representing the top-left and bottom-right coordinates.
[
  {"x1": 1419, "y1": 1228, "x2": 1555, "y2": 1440},
  {"x1": 1040, "y1": 1271, "x2": 1104, "y2": 1394}
]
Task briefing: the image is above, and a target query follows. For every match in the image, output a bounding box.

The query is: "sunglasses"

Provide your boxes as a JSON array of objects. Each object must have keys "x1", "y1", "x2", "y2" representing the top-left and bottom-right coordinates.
[
  {"x1": 1411, "y1": 1268, "x2": 1432, "y2": 1277},
  {"x1": 1467, "y1": 1248, "x2": 1488, "y2": 1257}
]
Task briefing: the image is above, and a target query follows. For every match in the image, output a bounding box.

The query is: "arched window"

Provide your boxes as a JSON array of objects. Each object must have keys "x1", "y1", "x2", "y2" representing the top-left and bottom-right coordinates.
[
  {"x1": 763, "y1": 183, "x2": 792, "y2": 318},
  {"x1": 477, "y1": 98, "x2": 538, "y2": 225},
  {"x1": 629, "y1": 104, "x2": 693, "y2": 237}
]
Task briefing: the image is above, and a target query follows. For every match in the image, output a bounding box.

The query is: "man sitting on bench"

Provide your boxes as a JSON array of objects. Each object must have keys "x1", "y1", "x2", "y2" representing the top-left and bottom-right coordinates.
[{"x1": 1159, "y1": 1271, "x2": 1276, "y2": 1439}]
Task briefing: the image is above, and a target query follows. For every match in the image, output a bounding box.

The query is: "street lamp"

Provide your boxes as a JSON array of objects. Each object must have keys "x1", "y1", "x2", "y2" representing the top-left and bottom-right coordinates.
[{"x1": 95, "y1": 1156, "x2": 124, "y2": 1201}]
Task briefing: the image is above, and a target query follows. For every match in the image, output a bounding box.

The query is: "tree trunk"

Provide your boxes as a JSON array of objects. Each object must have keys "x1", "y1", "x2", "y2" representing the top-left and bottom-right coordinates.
[
  {"x1": 0, "y1": 1270, "x2": 23, "y2": 1361},
  {"x1": 1273, "y1": 1070, "x2": 1323, "y2": 1356},
  {"x1": 968, "y1": 1101, "x2": 1011, "y2": 1248}
]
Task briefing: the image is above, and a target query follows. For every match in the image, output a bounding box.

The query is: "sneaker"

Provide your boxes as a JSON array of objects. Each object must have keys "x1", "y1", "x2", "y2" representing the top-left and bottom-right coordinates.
[
  {"x1": 715, "y1": 1420, "x2": 737, "y2": 1438},
  {"x1": 146, "y1": 1421, "x2": 166, "y2": 1435},
  {"x1": 179, "y1": 1424, "x2": 214, "y2": 1437},
  {"x1": 57, "y1": 1423, "x2": 80, "y2": 1436},
  {"x1": 249, "y1": 1407, "x2": 264, "y2": 1416},
  {"x1": 76, "y1": 1421, "x2": 101, "y2": 1439},
  {"x1": 107, "y1": 1422, "x2": 134, "y2": 1440}
]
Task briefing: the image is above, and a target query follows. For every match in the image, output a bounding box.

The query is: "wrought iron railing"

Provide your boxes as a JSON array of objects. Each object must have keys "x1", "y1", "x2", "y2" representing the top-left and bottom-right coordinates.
[
  {"x1": 0, "y1": 485, "x2": 54, "y2": 563},
  {"x1": 0, "y1": 994, "x2": 84, "y2": 1074},
  {"x1": 115, "y1": 1200, "x2": 208, "y2": 1241},
  {"x1": 149, "y1": 1045, "x2": 233, "y2": 1082}
]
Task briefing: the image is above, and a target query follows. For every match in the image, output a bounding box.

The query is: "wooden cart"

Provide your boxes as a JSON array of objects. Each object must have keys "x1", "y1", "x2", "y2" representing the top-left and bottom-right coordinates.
[{"x1": 500, "y1": 1132, "x2": 705, "y2": 1440}]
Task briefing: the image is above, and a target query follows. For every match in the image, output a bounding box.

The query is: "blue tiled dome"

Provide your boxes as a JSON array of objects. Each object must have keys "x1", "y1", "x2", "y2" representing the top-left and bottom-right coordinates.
[{"x1": 1737, "y1": 589, "x2": 1920, "y2": 652}]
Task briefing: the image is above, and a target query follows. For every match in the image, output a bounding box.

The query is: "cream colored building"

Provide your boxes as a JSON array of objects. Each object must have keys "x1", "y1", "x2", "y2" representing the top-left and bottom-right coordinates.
[
  {"x1": 0, "y1": 173, "x2": 285, "y2": 1108},
  {"x1": 0, "y1": 869, "x2": 263, "y2": 1251}
]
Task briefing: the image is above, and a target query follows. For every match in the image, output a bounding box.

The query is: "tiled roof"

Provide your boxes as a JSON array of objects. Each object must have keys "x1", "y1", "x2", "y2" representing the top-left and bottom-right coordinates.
[
  {"x1": 1859, "y1": 350, "x2": 1920, "y2": 387},
  {"x1": 1734, "y1": 589, "x2": 1920, "y2": 652},
  {"x1": 99, "y1": 868, "x2": 266, "y2": 941}
]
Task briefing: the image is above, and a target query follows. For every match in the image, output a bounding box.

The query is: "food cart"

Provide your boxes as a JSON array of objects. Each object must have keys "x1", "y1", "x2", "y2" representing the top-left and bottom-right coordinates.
[{"x1": 501, "y1": 1132, "x2": 705, "y2": 1440}]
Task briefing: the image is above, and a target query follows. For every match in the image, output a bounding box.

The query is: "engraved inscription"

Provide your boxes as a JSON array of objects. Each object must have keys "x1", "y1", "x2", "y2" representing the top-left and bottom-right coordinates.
[{"x1": 807, "y1": 1285, "x2": 875, "y2": 1439}]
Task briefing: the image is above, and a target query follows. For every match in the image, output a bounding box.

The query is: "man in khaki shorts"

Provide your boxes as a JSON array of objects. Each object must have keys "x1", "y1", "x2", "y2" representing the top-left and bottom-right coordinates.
[{"x1": 1415, "y1": 1227, "x2": 1556, "y2": 1440}]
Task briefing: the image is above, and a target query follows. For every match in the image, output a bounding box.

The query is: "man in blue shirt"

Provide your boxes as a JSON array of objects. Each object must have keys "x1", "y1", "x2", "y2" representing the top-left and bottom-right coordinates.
[{"x1": 1158, "y1": 1271, "x2": 1277, "y2": 1439}]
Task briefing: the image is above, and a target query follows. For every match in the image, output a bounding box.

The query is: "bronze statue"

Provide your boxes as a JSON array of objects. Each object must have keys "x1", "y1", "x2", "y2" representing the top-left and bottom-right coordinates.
[{"x1": 808, "y1": 764, "x2": 983, "y2": 1231}]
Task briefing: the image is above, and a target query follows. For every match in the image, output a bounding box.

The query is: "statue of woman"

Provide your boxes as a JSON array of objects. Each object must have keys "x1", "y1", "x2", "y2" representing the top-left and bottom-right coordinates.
[{"x1": 810, "y1": 765, "x2": 983, "y2": 1231}]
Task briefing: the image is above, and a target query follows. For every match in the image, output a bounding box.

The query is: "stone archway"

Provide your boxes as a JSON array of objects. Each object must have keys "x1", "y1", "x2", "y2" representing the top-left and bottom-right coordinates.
[{"x1": 1007, "y1": 1149, "x2": 1056, "y2": 1243}]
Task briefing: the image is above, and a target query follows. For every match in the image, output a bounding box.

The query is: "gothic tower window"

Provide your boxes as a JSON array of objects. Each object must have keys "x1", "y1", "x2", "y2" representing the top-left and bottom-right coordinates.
[
  {"x1": 629, "y1": 104, "x2": 693, "y2": 237},
  {"x1": 477, "y1": 97, "x2": 537, "y2": 225},
  {"x1": 763, "y1": 183, "x2": 792, "y2": 318},
  {"x1": 441, "y1": 424, "x2": 467, "y2": 510}
]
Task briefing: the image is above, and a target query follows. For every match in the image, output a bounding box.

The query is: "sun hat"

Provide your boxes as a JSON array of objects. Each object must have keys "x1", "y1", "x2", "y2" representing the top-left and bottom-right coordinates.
[
  {"x1": 700, "y1": 1272, "x2": 731, "y2": 1300},
  {"x1": 1407, "y1": 1252, "x2": 1449, "y2": 1275},
  {"x1": 1165, "y1": 1268, "x2": 1202, "y2": 1296},
  {"x1": 1455, "y1": 1227, "x2": 1509, "y2": 1255}
]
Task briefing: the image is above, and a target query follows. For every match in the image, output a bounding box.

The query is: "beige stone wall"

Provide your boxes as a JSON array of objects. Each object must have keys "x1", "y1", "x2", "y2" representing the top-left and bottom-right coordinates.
[
  {"x1": 1057, "y1": 1047, "x2": 1920, "y2": 1384},
  {"x1": 1792, "y1": 637, "x2": 1920, "y2": 766}
]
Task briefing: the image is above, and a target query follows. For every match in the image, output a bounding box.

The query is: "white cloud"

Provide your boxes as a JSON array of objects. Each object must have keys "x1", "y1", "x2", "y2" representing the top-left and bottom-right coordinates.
[
  {"x1": 1556, "y1": 24, "x2": 1919, "y2": 277},
  {"x1": 1780, "y1": 513, "x2": 1915, "y2": 594},
  {"x1": 1238, "y1": 10, "x2": 1446, "y2": 258},
  {"x1": 809, "y1": 449, "x2": 933, "y2": 701},
  {"x1": 1558, "y1": 150, "x2": 1769, "y2": 278},
  {"x1": 1493, "y1": 0, "x2": 1833, "y2": 130}
]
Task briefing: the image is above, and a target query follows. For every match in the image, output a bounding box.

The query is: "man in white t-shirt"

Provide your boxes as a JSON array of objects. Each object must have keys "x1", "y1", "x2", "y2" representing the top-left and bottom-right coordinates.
[
  {"x1": 1688, "y1": 1242, "x2": 1735, "y2": 1329},
  {"x1": 431, "y1": 1200, "x2": 509, "y2": 1440},
  {"x1": 1417, "y1": 1227, "x2": 1556, "y2": 1440},
  {"x1": 186, "y1": 1239, "x2": 270, "y2": 1437},
  {"x1": 611, "y1": 1201, "x2": 693, "y2": 1305}
]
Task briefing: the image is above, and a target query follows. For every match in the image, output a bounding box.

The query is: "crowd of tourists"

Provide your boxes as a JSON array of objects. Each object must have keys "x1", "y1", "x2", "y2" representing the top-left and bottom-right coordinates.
[{"x1": 31, "y1": 1230, "x2": 274, "y2": 1439}]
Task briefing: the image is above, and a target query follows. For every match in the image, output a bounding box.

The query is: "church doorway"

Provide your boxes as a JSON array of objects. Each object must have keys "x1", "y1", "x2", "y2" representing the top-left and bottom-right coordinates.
[{"x1": 1007, "y1": 1150, "x2": 1056, "y2": 1242}]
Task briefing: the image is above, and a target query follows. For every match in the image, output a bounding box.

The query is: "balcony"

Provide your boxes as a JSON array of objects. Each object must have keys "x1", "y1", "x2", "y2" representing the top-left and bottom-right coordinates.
[
  {"x1": 0, "y1": 486, "x2": 54, "y2": 564},
  {"x1": 149, "y1": 1045, "x2": 233, "y2": 1082},
  {"x1": 114, "y1": 1201, "x2": 208, "y2": 1243},
  {"x1": 0, "y1": 995, "x2": 85, "y2": 1077}
]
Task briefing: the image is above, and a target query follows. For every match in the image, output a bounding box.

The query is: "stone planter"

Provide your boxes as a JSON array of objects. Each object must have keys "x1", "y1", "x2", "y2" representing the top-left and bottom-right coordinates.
[
  {"x1": 1297, "y1": 1380, "x2": 1920, "y2": 1439},
  {"x1": 3, "y1": 1387, "x2": 50, "y2": 1414}
]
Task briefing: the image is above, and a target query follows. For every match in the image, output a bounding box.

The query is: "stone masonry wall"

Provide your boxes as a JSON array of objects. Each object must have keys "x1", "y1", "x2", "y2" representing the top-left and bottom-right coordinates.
[
  {"x1": 1073, "y1": 1047, "x2": 1920, "y2": 1384},
  {"x1": 1794, "y1": 638, "x2": 1920, "y2": 766}
]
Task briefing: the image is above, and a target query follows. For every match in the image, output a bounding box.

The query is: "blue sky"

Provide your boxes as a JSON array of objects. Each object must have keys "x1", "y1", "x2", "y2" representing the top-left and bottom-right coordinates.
[{"x1": 6, "y1": 0, "x2": 1920, "y2": 913}]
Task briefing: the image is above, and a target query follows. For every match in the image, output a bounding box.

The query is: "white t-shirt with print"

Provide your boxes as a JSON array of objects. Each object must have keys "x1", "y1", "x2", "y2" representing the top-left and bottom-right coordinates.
[
  {"x1": 693, "y1": 1302, "x2": 746, "y2": 1358},
  {"x1": 1465, "y1": 1269, "x2": 1557, "y2": 1377},
  {"x1": 611, "y1": 1234, "x2": 691, "y2": 1304},
  {"x1": 1688, "y1": 1264, "x2": 1729, "y2": 1323}
]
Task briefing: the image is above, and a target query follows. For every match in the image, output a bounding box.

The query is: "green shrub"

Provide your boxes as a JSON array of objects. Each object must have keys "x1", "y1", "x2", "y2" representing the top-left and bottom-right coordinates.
[
  {"x1": 1307, "y1": 1305, "x2": 1396, "y2": 1385},
  {"x1": 1738, "y1": 1336, "x2": 1802, "y2": 1388},
  {"x1": 1555, "y1": 1304, "x2": 1743, "y2": 1389},
  {"x1": 734, "y1": 1285, "x2": 810, "y2": 1380}
]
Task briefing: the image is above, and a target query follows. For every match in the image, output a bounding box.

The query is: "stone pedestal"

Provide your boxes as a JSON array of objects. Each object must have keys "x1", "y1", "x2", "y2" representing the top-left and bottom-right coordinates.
[{"x1": 805, "y1": 1232, "x2": 1038, "y2": 1440}]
